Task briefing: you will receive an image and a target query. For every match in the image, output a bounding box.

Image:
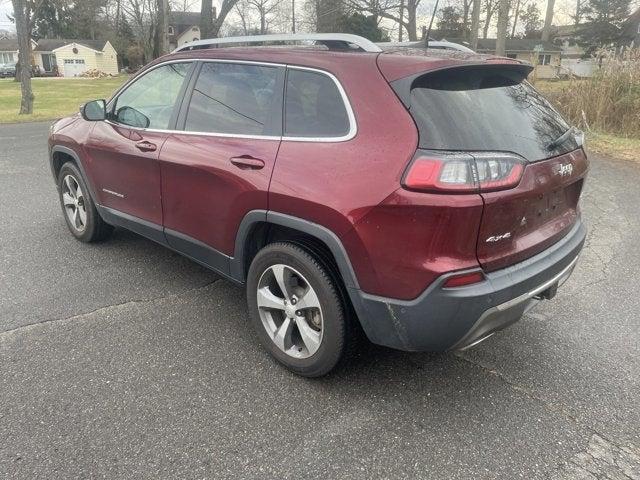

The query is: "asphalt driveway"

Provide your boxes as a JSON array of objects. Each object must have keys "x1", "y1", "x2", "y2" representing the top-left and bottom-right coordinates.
[{"x1": 1, "y1": 122, "x2": 639, "y2": 479}]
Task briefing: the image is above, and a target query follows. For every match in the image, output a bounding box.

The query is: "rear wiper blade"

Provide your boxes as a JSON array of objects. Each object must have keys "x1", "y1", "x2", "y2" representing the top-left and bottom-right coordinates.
[{"x1": 547, "y1": 127, "x2": 577, "y2": 151}]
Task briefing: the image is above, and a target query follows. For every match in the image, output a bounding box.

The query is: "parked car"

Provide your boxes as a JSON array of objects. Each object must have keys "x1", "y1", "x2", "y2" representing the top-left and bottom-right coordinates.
[
  {"x1": 0, "y1": 62, "x2": 16, "y2": 78},
  {"x1": 48, "y1": 33, "x2": 588, "y2": 376}
]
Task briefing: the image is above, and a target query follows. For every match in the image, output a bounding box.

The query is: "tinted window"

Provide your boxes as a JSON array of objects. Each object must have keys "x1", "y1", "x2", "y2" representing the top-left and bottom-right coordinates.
[
  {"x1": 114, "y1": 63, "x2": 190, "y2": 129},
  {"x1": 408, "y1": 67, "x2": 575, "y2": 161},
  {"x1": 284, "y1": 69, "x2": 350, "y2": 138},
  {"x1": 185, "y1": 62, "x2": 278, "y2": 135}
]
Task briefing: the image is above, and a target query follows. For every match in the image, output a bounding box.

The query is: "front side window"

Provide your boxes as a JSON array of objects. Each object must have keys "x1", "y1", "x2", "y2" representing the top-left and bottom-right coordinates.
[
  {"x1": 184, "y1": 62, "x2": 278, "y2": 135},
  {"x1": 284, "y1": 69, "x2": 350, "y2": 138},
  {"x1": 114, "y1": 62, "x2": 190, "y2": 129}
]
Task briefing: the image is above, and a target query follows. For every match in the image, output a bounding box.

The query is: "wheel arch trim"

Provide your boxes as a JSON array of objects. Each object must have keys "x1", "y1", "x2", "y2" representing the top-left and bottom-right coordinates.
[
  {"x1": 50, "y1": 145, "x2": 99, "y2": 201},
  {"x1": 231, "y1": 210, "x2": 360, "y2": 290}
]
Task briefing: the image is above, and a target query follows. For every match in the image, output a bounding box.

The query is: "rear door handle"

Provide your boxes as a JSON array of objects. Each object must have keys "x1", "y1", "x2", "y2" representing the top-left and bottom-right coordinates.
[
  {"x1": 230, "y1": 156, "x2": 265, "y2": 170},
  {"x1": 135, "y1": 141, "x2": 157, "y2": 152}
]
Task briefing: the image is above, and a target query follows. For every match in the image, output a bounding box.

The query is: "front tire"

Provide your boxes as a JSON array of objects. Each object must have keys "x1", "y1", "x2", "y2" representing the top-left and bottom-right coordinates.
[
  {"x1": 57, "y1": 162, "x2": 113, "y2": 242},
  {"x1": 246, "y1": 242, "x2": 348, "y2": 377}
]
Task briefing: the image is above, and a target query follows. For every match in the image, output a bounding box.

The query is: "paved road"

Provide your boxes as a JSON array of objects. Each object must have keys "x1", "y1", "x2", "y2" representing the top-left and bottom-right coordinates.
[{"x1": 1, "y1": 122, "x2": 639, "y2": 480}]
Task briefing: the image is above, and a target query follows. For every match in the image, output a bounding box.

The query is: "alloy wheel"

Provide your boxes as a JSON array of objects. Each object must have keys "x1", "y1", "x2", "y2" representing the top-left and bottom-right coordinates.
[
  {"x1": 256, "y1": 264, "x2": 323, "y2": 359},
  {"x1": 61, "y1": 174, "x2": 87, "y2": 232}
]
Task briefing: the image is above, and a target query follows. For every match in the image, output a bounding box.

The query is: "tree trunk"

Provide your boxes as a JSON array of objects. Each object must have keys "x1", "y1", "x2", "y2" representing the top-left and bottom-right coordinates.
[
  {"x1": 541, "y1": 0, "x2": 555, "y2": 41},
  {"x1": 406, "y1": 0, "x2": 418, "y2": 41},
  {"x1": 156, "y1": 0, "x2": 169, "y2": 56},
  {"x1": 483, "y1": 5, "x2": 493, "y2": 39},
  {"x1": 398, "y1": 0, "x2": 404, "y2": 41},
  {"x1": 212, "y1": 0, "x2": 239, "y2": 38},
  {"x1": 470, "y1": 0, "x2": 480, "y2": 49},
  {"x1": 291, "y1": 0, "x2": 296, "y2": 32},
  {"x1": 12, "y1": 0, "x2": 34, "y2": 115},
  {"x1": 495, "y1": 0, "x2": 509, "y2": 55},
  {"x1": 201, "y1": 0, "x2": 214, "y2": 38},
  {"x1": 510, "y1": 0, "x2": 521, "y2": 37},
  {"x1": 462, "y1": 0, "x2": 470, "y2": 40}
]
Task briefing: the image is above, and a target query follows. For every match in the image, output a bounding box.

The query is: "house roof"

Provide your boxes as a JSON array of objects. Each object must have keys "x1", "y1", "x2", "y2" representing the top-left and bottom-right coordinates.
[
  {"x1": 0, "y1": 38, "x2": 18, "y2": 51},
  {"x1": 34, "y1": 39, "x2": 108, "y2": 52},
  {"x1": 473, "y1": 38, "x2": 562, "y2": 53},
  {"x1": 169, "y1": 11, "x2": 202, "y2": 36}
]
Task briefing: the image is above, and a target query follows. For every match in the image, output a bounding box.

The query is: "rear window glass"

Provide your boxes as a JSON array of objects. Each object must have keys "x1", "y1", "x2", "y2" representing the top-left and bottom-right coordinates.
[
  {"x1": 284, "y1": 69, "x2": 350, "y2": 138},
  {"x1": 408, "y1": 67, "x2": 576, "y2": 161}
]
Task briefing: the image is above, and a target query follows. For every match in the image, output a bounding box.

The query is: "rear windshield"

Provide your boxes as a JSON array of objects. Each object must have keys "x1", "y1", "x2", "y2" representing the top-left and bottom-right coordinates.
[{"x1": 408, "y1": 67, "x2": 577, "y2": 161}]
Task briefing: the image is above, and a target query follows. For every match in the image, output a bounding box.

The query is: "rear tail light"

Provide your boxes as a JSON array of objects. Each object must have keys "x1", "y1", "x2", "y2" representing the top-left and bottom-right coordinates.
[{"x1": 403, "y1": 151, "x2": 525, "y2": 193}]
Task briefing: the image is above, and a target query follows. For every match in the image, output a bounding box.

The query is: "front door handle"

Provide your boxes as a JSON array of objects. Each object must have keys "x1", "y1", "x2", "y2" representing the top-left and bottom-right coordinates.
[
  {"x1": 230, "y1": 156, "x2": 265, "y2": 170},
  {"x1": 135, "y1": 141, "x2": 157, "y2": 152}
]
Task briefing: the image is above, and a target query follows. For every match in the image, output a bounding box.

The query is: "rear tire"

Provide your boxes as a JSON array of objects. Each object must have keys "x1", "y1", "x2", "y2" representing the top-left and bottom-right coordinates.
[
  {"x1": 57, "y1": 162, "x2": 113, "y2": 242},
  {"x1": 246, "y1": 242, "x2": 348, "y2": 377}
]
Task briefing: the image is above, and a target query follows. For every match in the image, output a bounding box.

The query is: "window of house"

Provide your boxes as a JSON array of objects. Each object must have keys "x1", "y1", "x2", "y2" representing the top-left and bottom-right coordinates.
[
  {"x1": 114, "y1": 62, "x2": 191, "y2": 129},
  {"x1": 284, "y1": 69, "x2": 350, "y2": 138},
  {"x1": 168, "y1": 26, "x2": 175, "y2": 35},
  {"x1": 42, "y1": 53, "x2": 56, "y2": 72},
  {"x1": 184, "y1": 62, "x2": 279, "y2": 135},
  {"x1": 538, "y1": 54, "x2": 552, "y2": 65},
  {"x1": 1, "y1": 52, "x2": 14, "y2": 63}
]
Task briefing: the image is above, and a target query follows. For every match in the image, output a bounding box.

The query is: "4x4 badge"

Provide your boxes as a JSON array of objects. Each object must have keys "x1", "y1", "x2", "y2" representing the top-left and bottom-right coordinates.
[
  {"x1": 558, "y1": 163, "x2": 573, "y2": 177},
  {"x1": 486, "y1": 232, "x2": 512, "y2": 243}
]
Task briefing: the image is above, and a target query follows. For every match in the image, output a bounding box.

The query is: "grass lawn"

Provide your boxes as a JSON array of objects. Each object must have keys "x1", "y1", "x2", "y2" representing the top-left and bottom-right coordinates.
[
  {"x1": 0, "y1": 76, "x2": 129, "y2": 124},
  {"x1": 587, "y1": 132, "x2": 640, "y2": 162}
]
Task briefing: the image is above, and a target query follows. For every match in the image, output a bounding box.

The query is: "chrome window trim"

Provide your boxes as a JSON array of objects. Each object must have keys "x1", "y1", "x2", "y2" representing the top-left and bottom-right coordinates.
[{"x1": 106, "y1": 59, "x2": 358, "y2": 143}]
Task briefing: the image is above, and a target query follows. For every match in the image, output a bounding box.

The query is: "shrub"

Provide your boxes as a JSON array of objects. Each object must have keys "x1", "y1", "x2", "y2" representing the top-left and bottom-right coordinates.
[{"x1": 543, "y1": 47, "x2": 640, "y2": 138}]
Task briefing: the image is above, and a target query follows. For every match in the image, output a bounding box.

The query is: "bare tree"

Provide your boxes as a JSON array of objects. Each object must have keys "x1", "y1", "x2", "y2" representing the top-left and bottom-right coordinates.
[
  {"x1": 495, "y1": 0, "x2": 509, "y2": 55},
  {"x1": 122, "y1": 0, "x2": 157, "y2": 62},
  {"x1": 482, "y1": 0, "x2": 498, "y2": 38},
  {"x1": 11, "y1": 0, "x2": 45, "y2": 115},
  {"x1": 462, "y1": 0, "x2": 473, "y2": 39},
  {"x1": 510, "y1": 0, "x2": 522, "y2": 37},
  {"x1": 350, "y1": 0, "x2": 421, "y2": 40},
  {"x1": 470, "y1": 0, "x2": 480, "y2": 48},
  {"x1": 211, "y1": 0, "x2": 242, "y2": 37},
  {"x1": 541, "y1": 0, "x2": 554, "y2": 41}
]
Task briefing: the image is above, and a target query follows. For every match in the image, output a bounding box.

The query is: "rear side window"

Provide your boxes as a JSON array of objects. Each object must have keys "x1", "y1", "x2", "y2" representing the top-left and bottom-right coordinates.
[
  {"x1": 284, "y1": 69, "x2": 350, "y2": 138},
  {"x1": 407, "y1": 67, "x2": 576, "y2": 161},
  {"x1": 184, "y1": 62, "x2": 279, "y2": 135}
]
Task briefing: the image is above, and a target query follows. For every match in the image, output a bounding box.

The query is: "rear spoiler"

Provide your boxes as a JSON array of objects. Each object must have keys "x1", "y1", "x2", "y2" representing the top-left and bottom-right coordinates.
[{"x1": 389, "y1": 63, "x2": 534, "y2": 108}]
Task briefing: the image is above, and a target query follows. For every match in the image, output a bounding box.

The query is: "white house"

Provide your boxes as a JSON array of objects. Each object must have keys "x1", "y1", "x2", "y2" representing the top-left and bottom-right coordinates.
[{"x1": 0, "y1": 38, "x2": 118, "y2": 77}]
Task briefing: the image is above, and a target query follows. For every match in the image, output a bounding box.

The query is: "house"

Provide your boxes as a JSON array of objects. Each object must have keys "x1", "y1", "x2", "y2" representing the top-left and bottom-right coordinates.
[
  {"x1": 444, "y1": 38, "x2": 563, "y2": 79},
  {"x1": 549, "y1": 24, "x2": 597, "y2": 77},
  {"x1": 169, "y1": 11, "x2": 203, "y2": 51},
  {"x1": 474, "y1": 38, "x2": 562, "y2": 78},
  {"x1": 0, "y1": 38, "x2": 118, "y2": 77}
]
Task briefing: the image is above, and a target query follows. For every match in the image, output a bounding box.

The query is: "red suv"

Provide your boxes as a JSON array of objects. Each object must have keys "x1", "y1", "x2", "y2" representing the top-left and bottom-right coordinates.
[{"x1": 48, "y1": 34, "x2": 588, "y2": 376}]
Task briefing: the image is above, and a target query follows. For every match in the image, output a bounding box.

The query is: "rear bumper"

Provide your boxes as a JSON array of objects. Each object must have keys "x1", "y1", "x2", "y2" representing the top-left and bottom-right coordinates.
[{"x1": 349, "y1": 219, "x2": 586, "y2": 351}]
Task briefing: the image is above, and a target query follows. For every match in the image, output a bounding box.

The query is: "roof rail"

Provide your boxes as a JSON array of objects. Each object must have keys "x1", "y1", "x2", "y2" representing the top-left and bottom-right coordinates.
[{"x1": 172, "y1": 33, "x2": 383, "y2": 54}]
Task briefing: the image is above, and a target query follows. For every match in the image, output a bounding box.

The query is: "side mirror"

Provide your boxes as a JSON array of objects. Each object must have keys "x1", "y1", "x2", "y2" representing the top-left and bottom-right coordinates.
[
  {"x1": 115, "y1": 106, "x2": 150, "y2": 129},
  {"x1": 80, "y1": 99, "x2": 106, "y2": 121}
]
